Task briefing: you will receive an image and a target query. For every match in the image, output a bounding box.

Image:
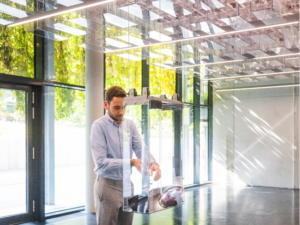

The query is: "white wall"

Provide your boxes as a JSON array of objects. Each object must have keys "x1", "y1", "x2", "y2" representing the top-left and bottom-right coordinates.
[{"x1": 213, "y1": 84, "x2": 299, "y2": 189}]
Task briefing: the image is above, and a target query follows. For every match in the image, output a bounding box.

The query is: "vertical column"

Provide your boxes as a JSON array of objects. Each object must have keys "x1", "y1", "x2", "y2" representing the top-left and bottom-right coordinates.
[
  {"x1": 174, "y1": 67, "x2": 183, "y2": 178},
  {"x1": 34, "y1": 26, "x2": 45, "y2": 220},
  {"x1": 85, "y1": 7, "x2": 105, "y2": 213},
  {"x1": 208, "y1": 81, "x2": 213, "y2": 181},
  {"x1": 44, "y1": 28, "x2": 56, "y2": 206},
  {"x1": 193, "y1": 48, "x2": 200, "y2": 185}
]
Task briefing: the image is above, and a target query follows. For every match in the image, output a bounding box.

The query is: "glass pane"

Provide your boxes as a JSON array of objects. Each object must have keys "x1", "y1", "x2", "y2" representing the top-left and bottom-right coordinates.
[
  {"x1": 200, "y1": 108, "x2": 208, "y2": 183},
  {"x1": 106, "y1": 49, "x2": 142, "y2": 94},
  {"x1": 0, "y1": 25, "x2": 34, "y2": 78},
  {"x1": 43, "y1": 12, "x2": 86, "y2": 85},
  {"x1": 0, "y1": 88, "x2": 27, "y2": 217},
  {"x1": 183, "y1": 106, "x2": 194, "y2": 185},
  {"x1": 45, "y1": 86, "x2": 85, "y2": 213},
  {"x1": 123, "y1": 99, "x2": 184, "y2": 214}
]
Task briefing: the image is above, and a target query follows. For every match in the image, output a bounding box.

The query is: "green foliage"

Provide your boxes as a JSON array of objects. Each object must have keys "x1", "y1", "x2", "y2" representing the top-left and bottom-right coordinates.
[
  {"x1": 204, "y1": 93, "x2": 208, "y2": 105},
  {"x1": 53, "y1": 13, "x2": 86, "y2": 122},
  {"x1": 55, "y1": 87, "x2": 85, "y2": 124},
  {"x1": 106, "y1": 50, "x2": 142, "y2": 94},
  {"x1": 54, "y1": 13, "x2": 85, "y2": 86},
  {"x1": 12, "y1": 91, "x2": 25, "y2": 117},
  {"x1": 0, "y1": 23, "x2": 34, "y2": 77}
]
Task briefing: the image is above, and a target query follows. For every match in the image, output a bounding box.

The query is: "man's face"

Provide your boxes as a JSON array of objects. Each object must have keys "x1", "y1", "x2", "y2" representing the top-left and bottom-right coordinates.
[{"x1": 104, "y1": 97, "x2": 124, "y2": 122}]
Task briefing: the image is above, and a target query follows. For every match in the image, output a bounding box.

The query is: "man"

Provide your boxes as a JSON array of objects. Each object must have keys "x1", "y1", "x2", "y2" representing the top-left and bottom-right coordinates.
[{"x1": 91, "y1": 86, "x2": 161, "y2": 225}]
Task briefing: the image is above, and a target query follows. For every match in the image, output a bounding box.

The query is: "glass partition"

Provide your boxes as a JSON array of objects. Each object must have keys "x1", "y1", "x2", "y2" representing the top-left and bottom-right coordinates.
[{"x1": 123, "y1": 89, "x2": 184, "y2": 213}]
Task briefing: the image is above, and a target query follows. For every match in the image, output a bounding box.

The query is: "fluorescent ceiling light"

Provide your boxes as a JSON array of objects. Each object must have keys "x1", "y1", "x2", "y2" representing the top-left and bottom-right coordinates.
[
  {"x1": 136, "y1": 52, "x2": 162, "y2": 58},
  {"x1": 249, "y1": 34, "x2": 276, "y2": 44},
  {"x1": 0, "y1": 3, "x2": 27, "y2": 18},
  {"x1": 117, "y1": 53, "x2": 141, "y2": 61},
  {"x1": 116, "y1": 35, "x2": 145, "y2": 46},
  {"x1": 103, "y1": 13, "x2": 136, "y2": 28},
  {"x1": 54, "y1": 23, "x2": 86, "y2": 36},
  {"x1": 202, "y1": 41, "x2": 224, "y2": 50},
  {"x1": 271, "y1": 47, "x2": 292, "y2": 55},
  {"x1": 165, "y1": 27, "x2": 174, "y2": 33},
  {"x1": 104, "y1": 21, "x2": 299, "y2": 53},
  {"x1": 220, "y1": 16, "x2": 254, "y2": 30},
  {"x1": 205, "y1": 0, "x2": 225, "y2": 9},
  {"x1": 54, "y1": 34, "x2": 69, "y2": 41},
  {"x1": 57, "y1": 0, "x2": 83, "y2": 7},
  {"x1": 180, "y1": 26, "x2": 194, "y2": 38},
  {"x1": 10, "y1": 0, "x2": 26, "y2": 6},
  {"x1": 182, "y1": 45, "x2": 194, "y2": 53},
  {"x1": 9, "y1": 0, "x2": 115, "y2": 27},
  {"x1": 198, "y1": 2, "x2": 211, "y2": 11},
  {"x1": 152, "y1": 0, "x2": 176, "y2": 17},
  {"x1": 216, "y1": 83, "x2": 300, "y2": 92},
  {"x1": 155, "y1": 49, "x2": 173, "y2": 57},
  {"x1": 197, "y1": 21, "x2": 225, "y2": 34},
  {"x1": 68, "y1": 17, "x2": 87, "y2": 28},
  {"x1": 119, "y1": 4, "x2": 162, "y2": 21},
  {"x1": 153, "y1": 63, "x2": 173, "y2": 69},
  {"x1": 0, "y1": 18, "x2": 12, "y2": 25},
  {"x1": 252, "y1": 9, "x2": 285, "y2": 25},
  {"x1": 224, "y1": 52, "x2": 246, "y2": 60},
  {"x1": 149, "y1": 31, "x2": 172, "y2": 42},
  {"x1": 183, "y1": 8, "x2": 192, "y2": 15},
  {"x1": 184, "y1": 58, "x2": 195, "y2": 64},
  {"x1": 105, "y1": 38, "x2": 130, "y2": 48},
  {"x1": 222, "y1": 37, "x2": 249, "y2": 47},
  {"x1": 247, "y1": 50, "x2": 269, "y2": 58}
]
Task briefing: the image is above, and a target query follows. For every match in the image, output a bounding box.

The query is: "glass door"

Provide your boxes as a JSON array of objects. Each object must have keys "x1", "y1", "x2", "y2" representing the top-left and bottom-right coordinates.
[{"x1": 0, "y1": 84, "x2": 35, "y2": 224}]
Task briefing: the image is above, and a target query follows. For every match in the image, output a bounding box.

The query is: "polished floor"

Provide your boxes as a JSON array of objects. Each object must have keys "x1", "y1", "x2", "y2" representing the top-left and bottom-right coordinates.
[{"x1": 22, "y1": 184, "x2": 300, "y2": 225}]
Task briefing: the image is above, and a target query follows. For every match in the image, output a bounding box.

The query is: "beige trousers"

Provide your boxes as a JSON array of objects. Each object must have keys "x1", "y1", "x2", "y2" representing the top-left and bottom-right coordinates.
[{"x1": 94, "y1": 176, "x2": 134, "y2": 225}]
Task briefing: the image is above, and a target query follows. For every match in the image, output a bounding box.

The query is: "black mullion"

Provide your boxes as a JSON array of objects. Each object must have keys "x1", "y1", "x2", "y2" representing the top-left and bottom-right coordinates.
[{"x1": 33, "y1": 85, "x2": 45, "y2": 221}]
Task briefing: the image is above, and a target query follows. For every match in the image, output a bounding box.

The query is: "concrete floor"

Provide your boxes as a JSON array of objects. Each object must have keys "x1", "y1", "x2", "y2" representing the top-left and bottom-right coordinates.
[{"x1": 21, "y1": 184, "x2": 300, "y2": 225}]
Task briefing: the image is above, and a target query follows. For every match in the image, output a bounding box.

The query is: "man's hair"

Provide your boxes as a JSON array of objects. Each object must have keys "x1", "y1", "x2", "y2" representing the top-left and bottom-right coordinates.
[{"x1": 105, "y1": 86, "x2": 127, "y2": 104}]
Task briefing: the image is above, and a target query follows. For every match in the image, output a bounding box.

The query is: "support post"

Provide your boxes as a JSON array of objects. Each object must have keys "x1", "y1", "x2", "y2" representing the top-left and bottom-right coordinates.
[
  {"x1": 85, "y1": 7, "x2": 105, "y2": 213},
  {"x1": 208, "y1": 81, "x2": 213, "y2": 181}
]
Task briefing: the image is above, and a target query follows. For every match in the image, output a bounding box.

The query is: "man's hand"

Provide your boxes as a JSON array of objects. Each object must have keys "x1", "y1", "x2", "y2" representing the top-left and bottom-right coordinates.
[
  {"x1": 150, "y1": 163, "x2": 161, "y2": 181},
  {"x1": 130, "y1": 159, "x2": 147, "y2": 174}
]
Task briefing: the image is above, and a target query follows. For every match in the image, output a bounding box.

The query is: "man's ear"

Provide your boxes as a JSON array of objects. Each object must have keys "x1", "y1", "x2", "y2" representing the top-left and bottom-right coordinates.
[{"x1": 104, "y1": 101, "x2": 109, "y2": 110}]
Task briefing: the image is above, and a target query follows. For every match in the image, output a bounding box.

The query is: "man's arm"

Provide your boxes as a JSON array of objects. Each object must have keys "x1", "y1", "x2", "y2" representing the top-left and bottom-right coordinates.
[
  {"x1": 90, "y1": 121, "x2": 123, "y2": 176},
  {"x1": 131, "y1": 121, "x2": 161, "y2": 181}
]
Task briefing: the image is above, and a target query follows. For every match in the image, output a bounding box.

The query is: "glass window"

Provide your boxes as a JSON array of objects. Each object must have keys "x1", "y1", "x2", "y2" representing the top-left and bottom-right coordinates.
[
  {"x1": 183, "y1": 106, "x2": 194, "y2": 185},
  {"x1": 45, "y1": 86, "x2": 85, "y2": 213},
  {"x1": 150, "y1": 46, "x2": 175, "y2": 97},
  {"x1": 200, "y1": 108, "x2": 208, "y2": 183},
  {"x1": 0, "y1": 24, "x2": 34, "y2": 78},
  {"x1": 44, "y1": 13, "x2": 86, "y2": 85},
  {"x1": 0, "y1": 88, "x2": 27, "y2": 217},
  {"x1": 182, "y1": 69, "x2": 193, "y2": 103},
  {"x1": 106, "y1": 49, "x2": 142, "y2": 94},
  {"x1": 201, "y1": 81, "x2": 208, "y2": 105}
]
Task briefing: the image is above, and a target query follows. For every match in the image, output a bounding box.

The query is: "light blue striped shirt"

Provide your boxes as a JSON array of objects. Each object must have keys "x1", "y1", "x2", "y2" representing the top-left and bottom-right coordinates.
[{"x1": 90, "y1": 113, "x2": 154, "y2": 180}]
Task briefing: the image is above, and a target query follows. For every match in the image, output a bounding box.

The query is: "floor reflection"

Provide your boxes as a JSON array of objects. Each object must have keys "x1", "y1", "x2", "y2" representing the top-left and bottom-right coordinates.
[{"x1": 22, "y1": 184, "x2": 300, "y2": 225}]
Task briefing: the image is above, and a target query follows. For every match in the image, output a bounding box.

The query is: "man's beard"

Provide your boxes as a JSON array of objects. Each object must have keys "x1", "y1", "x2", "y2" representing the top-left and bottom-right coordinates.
[{"x1": 108, "y1": 110, "x2": 123, "y2": 122}]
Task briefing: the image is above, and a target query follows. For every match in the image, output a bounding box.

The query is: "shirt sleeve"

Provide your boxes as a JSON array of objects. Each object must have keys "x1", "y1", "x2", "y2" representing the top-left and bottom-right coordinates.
[
  {"x1": 131, "y1": 121, "x2": 156, "y2": 166},
  {"x1": 90, "y1": 121, "x2": 123, "y2": 176}
]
